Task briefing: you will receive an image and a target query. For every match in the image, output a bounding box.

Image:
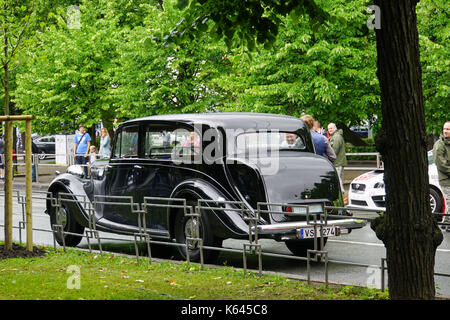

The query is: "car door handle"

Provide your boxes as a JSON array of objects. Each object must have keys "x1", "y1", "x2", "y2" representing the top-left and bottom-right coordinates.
[{"x1": 134, "y1": 165, "x2": 143, "y2": 170}]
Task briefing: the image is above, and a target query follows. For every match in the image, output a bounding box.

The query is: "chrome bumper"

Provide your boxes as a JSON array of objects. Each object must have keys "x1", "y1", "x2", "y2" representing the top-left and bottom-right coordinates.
[{"x1": 255, "y1": 218, "x2": 367, "y2": 235}]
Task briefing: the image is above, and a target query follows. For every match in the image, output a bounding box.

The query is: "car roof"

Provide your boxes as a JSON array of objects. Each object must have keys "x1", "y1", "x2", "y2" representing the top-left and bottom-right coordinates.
[{"x1": 121, "y1": 112, "x2": 307, "y2": 132}]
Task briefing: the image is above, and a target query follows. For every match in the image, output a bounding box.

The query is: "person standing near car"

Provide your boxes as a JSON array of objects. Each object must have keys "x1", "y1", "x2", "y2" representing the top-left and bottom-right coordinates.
[
  {"x1": 301, "y1": 115, "x2": 336, "y2": 162},
  {"x1": 73, "y1": 125, "x2": 91, "y2": 176},
  {"x1": 328, "y1": 122, "x2": 347, "y2": 192},
  {"x1": 99, "y1": 127, "x2": 111, "y2": 158},
  {"x1": 433, "y1": 121, "x2": 450, "y2": 232}
]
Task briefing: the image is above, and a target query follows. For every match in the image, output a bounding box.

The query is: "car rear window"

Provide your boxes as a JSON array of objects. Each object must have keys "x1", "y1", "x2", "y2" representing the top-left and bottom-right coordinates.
[{"x1": 233, "y1": 131, "x2": 306, "y2": 156}]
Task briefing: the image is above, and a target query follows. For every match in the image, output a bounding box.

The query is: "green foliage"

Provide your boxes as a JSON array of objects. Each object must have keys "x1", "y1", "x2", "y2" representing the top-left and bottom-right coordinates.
[
  {"x1": 110, "y1": 1, "x2": 234, "y2": 119},
  {"x1": 14, "y1": 0, "x2": 126, "y2": 133},
  {"x1": 7, "y1": 0, "x2": 448, "y2": 135},
  {"x1": 13, "y1": 0, "x2": 234, "y2": 133},
  {"x1": 172, "y1": 0, "x2": 329, "y2": 50},
  {"x1": 217, "y1": 0, "x2": 380, "y2": 128},
  {"x1": 417, "y1": 0, "x2": 450, "y2": 134},
  {"x1": 346, "y1": 139, "x2": 378, "y2": 160}
]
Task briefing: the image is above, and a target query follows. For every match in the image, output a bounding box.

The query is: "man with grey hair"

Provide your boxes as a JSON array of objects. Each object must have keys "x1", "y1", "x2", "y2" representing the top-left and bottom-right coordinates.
[
  {"x1": 433, "y1": 121, "x2": 450, "y2": 232},
  {"x1": 328, "y1": 123, "x2": 347, "y2": 192}
]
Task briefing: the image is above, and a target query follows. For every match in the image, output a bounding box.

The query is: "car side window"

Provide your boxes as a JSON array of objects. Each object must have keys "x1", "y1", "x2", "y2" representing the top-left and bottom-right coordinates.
[
  {"x1": 172, "y1": 128, "x2": 201, "y2": 157},
  {"x1": 144, "y1": 127, "x2": 175, "y2": 159},
  {"x1": 115, "y1": 126, "x2": 139, "y2": 158}
]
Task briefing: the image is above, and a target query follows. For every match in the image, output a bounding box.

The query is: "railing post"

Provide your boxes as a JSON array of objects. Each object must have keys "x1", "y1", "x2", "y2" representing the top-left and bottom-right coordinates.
[
  {"x1": 25, "y1": 119, "x2": 33, "y2": 251},
  {"x1": 33, "y1": 153, "x2": 39, "y2": 183}
]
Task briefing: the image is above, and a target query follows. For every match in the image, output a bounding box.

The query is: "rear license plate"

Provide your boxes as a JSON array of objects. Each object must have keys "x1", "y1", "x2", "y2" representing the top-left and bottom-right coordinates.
[{"x1": 297, "y1": 226, "x2": 338, "y2": 239}]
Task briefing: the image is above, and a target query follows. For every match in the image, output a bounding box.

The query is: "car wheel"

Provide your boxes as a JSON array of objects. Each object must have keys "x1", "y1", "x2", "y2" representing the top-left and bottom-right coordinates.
[
  {"x1": 285, "y1": 238, "x2": 328, "y2": 257},
  {"x1": 429, "y1": 188, "x2": 444, "y2": 222},
  {"x1": 49, "y1": 192, "x2": 85, "y2": 247},
  {"x1": 38, "y1": 150, "x2": 46, "y2": 160},
  {"x1": 174, "y1": 201, "x2": 222, "y2": 263}
]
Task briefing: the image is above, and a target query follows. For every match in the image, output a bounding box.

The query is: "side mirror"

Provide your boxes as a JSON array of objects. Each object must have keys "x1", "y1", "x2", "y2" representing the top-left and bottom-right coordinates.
[{"x1": 55, "y1": 171, "x2": 60, "y2": 176}]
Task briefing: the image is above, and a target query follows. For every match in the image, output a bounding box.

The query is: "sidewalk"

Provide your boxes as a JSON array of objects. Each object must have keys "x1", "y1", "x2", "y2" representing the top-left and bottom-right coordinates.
[{"x1": 0, "y1": 164, "x2": 67, "y2": 191}]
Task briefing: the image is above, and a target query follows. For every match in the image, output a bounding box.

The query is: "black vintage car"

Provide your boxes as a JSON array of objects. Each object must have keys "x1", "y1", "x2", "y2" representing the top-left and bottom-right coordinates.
[{"x1": 46, "y1": 113, "x2": 366, "y2": 261}]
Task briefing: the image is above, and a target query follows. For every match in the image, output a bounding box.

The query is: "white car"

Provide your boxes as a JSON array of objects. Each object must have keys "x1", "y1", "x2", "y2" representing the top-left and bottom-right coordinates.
[{"x1": 348, "y1": 151, "x2": 446, "y2": 216}]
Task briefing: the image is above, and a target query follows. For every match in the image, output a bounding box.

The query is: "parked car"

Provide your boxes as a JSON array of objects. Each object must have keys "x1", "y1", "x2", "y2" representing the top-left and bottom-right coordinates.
[
  {"x1": 348, "y1": 150, "x2": 446, "y2": 217},
  {"x1": 34, "y1": 135, "x2": 56, "y2": 160},
  {"x1": 45, "y1": 113, "x2": 366, "y2": 262}
]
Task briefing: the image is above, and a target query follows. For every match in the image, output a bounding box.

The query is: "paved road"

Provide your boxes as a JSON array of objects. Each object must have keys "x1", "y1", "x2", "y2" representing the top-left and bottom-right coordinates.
[{"x1": 1, "y1": 191, "x2": 449, "y2": 298}]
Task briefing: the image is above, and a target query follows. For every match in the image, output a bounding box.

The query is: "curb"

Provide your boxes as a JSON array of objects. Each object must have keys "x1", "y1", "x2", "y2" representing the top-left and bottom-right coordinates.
[{"x1": 0, "y1": 182, "x2": 50, "y2": 192}]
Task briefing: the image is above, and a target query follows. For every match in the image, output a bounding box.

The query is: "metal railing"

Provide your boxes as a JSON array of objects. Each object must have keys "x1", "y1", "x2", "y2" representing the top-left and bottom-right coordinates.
[
  {"x1": 344, "y1": 152, "x2": 383, "y2": 170},
  {"x1": 1, "y1": 189, "x2": 449, "y2": 293},
  {"x1": 10, "y1": 153, "x2": 101, "y2": 183}
]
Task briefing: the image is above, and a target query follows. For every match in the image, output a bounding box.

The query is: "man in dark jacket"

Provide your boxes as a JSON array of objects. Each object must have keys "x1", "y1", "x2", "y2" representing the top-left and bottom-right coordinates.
[
  {"x1": 301, "y1": 115, "x2": 336, "y2": 162},
  {"x1": 433, "y1": 121, "x2": 450, "y2": 232}
]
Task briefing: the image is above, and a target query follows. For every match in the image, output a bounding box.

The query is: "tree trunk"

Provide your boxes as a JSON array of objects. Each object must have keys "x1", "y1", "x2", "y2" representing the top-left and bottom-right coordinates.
[{"x1": 371, "y1": 0, "x2": 443, "y2": 299}]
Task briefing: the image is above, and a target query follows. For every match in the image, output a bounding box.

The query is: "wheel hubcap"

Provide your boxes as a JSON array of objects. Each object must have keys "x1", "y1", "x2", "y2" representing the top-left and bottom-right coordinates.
[
  {"x1": 430, "y1": 194, "x2": 436, "y2": 213},
  {"x1": 184, "y1": 218, "x2": 200, "y2": 249},
  {"x1": 58, "y1": 207, "x2": 68, "y2": 229}
]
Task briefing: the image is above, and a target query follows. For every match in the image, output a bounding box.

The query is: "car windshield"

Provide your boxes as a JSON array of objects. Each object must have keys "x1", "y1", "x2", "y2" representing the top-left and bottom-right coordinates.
[{"x1": 233, "y1": 131, "x2": 306, "y2": 156}]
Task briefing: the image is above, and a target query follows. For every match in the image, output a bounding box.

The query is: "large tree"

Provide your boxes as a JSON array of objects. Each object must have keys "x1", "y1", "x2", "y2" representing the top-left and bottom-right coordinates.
[{"x1": 172, "y1": 0, "x2": 444, "y2": 299}]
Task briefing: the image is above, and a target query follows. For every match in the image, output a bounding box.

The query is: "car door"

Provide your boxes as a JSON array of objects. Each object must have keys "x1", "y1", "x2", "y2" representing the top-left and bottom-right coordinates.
[
  {"x1": 101, "y1": 124, "x2": 141, "y2": 227},
  {"x1": 135, "y1": 122, "x2": 177, "y2": 234}
]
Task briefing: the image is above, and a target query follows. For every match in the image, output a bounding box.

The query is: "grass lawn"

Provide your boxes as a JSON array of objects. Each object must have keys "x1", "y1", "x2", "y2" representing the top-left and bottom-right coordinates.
[{"x1": 0, "y1": 245, "x2": 389, "y2": 300}]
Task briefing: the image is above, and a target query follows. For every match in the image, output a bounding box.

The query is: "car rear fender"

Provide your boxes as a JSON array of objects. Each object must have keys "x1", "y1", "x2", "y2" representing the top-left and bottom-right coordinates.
[{"x1": 168, "y1": 179, "x2": 250, "y2": 239}]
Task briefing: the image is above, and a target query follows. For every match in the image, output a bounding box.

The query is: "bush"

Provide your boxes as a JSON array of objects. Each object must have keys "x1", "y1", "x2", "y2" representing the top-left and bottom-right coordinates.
[{"x1": 346, "y1": 138, "x2": 378, "y2": 160}]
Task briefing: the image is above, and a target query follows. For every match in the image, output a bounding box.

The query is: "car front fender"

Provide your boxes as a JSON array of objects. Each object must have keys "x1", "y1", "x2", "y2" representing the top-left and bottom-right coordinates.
[{"x1": 46, "y1": 173, "x2": 91, "y2": 228}]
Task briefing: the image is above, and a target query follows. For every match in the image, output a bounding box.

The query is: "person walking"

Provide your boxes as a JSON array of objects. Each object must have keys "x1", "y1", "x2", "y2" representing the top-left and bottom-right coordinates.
[
  {"x1": 432, "y1": 121, "x2": 450, "y2": 232},
  {"x1": 99, "y1": 127, "x2": 111, "y2": 158},
  {"x1": 301, "y1": 115, "x2": 336, "y2": 162},
  {"x1": 328, "y1": 123, "x2": 347, "y2": 192},
  {"x1": 73, "y1": 124, "x2": 91, "y2": 176}
]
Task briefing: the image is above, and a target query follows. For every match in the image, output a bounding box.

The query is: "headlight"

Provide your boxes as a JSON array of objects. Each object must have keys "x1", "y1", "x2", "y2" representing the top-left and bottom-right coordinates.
[{"x1": 374, "y1": 182, "x2": 385, "y2": 189}]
